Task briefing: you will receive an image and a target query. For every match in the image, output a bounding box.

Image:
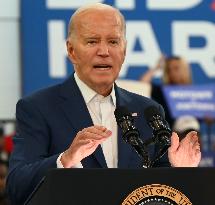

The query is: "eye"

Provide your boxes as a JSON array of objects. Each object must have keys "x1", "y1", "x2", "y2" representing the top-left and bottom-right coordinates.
[
  {"x1": 109, "y1": 39, "x2": 119, "y2": 45},
  {"x1": 87, "y1": 40, "x2": 97, "y2": 45}
]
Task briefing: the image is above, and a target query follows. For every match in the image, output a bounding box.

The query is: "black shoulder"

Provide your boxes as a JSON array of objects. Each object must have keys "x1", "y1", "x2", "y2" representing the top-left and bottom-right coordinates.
[{"x1": 17, "y1": 82, "x2": 63, "y2": 112}]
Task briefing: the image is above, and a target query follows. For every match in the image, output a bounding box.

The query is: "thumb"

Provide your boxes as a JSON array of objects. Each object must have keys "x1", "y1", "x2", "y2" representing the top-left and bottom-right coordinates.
[{"x1": 168, "y1": 132, "x2": 179, "y2": 153}]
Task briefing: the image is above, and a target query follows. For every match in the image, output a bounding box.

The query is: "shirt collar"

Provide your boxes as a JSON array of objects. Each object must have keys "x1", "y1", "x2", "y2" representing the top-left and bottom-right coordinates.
[{"x1": 74, "y1": 73, "x2": 116, "y2": 106}]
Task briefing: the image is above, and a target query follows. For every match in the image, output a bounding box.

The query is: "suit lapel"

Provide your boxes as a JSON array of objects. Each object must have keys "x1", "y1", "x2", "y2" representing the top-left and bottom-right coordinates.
[
  {"x1": 115, "y1": 85, "x2": 134, "y2": 168},
  {"x1": 59, "y1": 75, "x2": 107, "y2": 168}
]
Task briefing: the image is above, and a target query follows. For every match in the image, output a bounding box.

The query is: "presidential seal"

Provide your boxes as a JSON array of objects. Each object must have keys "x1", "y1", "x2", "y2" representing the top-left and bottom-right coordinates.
[{"x1": 121, "y1": 184, "x2": 192, "y2": 205}]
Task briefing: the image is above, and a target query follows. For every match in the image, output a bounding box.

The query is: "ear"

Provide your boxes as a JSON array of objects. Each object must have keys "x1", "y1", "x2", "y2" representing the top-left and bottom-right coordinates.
[
  {"x1": 123, "y1": 40, "x2": 127, "y2": 57},
  {"x1": 66, "y1": 39, "x2": 77, "y2": 64},
  {"x1": 122, "y1": 40, "x2": 127, "y2": 63}
]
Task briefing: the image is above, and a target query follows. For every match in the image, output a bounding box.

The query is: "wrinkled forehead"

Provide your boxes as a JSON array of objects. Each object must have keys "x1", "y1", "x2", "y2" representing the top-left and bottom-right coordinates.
[
  {"x1": 78, "y1": 9, "x2": 122, "y2": 30},
  {"x1": 68, "y1": 7, "x2": 125, "y2": 38}
]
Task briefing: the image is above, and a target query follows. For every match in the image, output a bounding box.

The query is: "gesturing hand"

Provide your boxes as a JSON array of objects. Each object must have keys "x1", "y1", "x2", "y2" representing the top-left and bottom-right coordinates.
[
  {"x1": 168, "y1": 131, "x2": 201, "y2": 167},
  {"x1": 61, "y1": 125, "x2": 112, "y2": 168}
]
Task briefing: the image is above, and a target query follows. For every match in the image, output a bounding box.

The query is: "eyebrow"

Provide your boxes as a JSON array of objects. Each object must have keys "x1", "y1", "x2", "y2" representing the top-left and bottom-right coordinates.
[{"x1": 83, "y1": 35, "x2": 121, "y2": 39}]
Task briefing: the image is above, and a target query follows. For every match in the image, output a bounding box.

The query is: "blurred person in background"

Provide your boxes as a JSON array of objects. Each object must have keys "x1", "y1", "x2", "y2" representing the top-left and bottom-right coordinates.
[
  {"x1": 0, "y1": 127, "x2": 9, "y2": 167},
  {"x1": 173, "y1": 115, "x2": 201, "y2": 142},
  {"x1": 140, "y1": 56, "x2": 192, "y2": 128},
  {"x1": 0, "y1": 127, "x2": 10, "y2": 204},
  {"x1": 0, "y1": 162, "x2": 10, "y2": 205}
]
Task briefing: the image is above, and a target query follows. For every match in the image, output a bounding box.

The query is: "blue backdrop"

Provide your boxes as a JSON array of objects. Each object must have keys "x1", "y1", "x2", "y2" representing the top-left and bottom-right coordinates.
[{"x1": 21, "y1": 0, "x2": 215, "y2": 95}]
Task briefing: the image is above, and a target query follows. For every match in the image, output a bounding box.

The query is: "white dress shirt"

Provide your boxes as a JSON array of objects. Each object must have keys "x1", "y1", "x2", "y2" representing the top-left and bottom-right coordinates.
[{"x1": 57, "y1": 73, "x2": 118, "y2": 168}]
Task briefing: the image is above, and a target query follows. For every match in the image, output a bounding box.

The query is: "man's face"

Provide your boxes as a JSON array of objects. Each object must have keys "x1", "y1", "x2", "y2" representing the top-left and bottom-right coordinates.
[{"x1": 67, "y1": 9, "x2": 126, "y2": 95}]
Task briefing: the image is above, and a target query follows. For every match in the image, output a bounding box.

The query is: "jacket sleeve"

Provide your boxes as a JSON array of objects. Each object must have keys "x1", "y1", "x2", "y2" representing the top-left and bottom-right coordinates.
[{"x1": 6, "y1": 99, "x2": 60, "y2": 205}]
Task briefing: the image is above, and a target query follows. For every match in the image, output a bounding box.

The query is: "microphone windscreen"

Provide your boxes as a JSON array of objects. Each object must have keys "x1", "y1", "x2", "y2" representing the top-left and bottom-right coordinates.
[
  {"x1": 144, "y1": 106, "x2": 160, "y2": 121},
  {"x1": 114, "y1": 106, "x2": 131, "y2": 120}
]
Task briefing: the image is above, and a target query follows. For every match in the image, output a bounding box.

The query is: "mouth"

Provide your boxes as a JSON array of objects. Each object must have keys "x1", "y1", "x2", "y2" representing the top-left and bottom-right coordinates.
[{"x1": 93, "y1": 64, "x2": 112, "y2": 71}]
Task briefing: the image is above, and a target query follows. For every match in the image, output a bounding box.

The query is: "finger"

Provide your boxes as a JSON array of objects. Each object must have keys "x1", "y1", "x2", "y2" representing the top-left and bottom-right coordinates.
[
  {"x1": 82, "y1": 139, "x2": 98, "y2": 149},
  {"x1": 85, "y1": 137, "x2": 107, "y2": 148},
  {"x1": 191, "y1": 134, "x2": 199, "y2": 145},
  {"x1": 81, "y1": 126, "x2": 112, "y2": 138},
  {"x1": 192, "y1": 142, "x2": 201, "y2": 152},
  {"x1": 72, "y1": 138, "x2": 99, "y2": 153},
  {"x1": 195, "y1": 148, "x2": 201, "y2": 155},
  {"x1": 184, "y1": 131, "x2": 198, "y2": 143},
  {"x1": 194, "y1": 147, "x2": 201, "y2": 160},
  {"x1": 179, "y1": 131, "x2": 198, "y2": 150},
  {"x1": 80, "y1": 130, "x2": 112, "y2": 144},
  {"x1": 82, "y1": 137, "x2": 110, "y2": 153},
  {"x1": 79, "y1": 125, "x2": 105, "y2": 134},
  {"x1": 186, "y1": 132, "x2": 200, "y2": 149},
  {"x1": 87, "y1": 125, "x2": 109, "y2": 133},
  {"x1": 93, "y1": 125, "x2": 108, "y2": 131},
  {"x1": 168, "y1": 132, "x2": 179, "y2": 153},
  {"x1": 70, "y1": 138, "x2": 94, "y2": 150}
]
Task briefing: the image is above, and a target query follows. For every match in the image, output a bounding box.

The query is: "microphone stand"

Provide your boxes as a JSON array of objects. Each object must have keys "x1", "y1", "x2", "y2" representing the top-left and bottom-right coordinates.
[
  {"x1": 117, "y1": 115, "x2": 151, "y2": 168},
  {"x1": 128, "y1": 134, "x2": 170, "y2": 168},
  {"x1": 114, "y1": 106, "x2": 171, "y2": 168},
  {"x1": 126, "y1": 134, "x2": 151, "y2": 168}
]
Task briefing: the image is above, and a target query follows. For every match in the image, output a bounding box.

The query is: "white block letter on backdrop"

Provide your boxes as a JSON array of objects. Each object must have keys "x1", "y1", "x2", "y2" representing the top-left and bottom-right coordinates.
[
  {"x1": 146, "y1": 0, "x2": 202, "y2": 10},
  {"x1": 115, "y1": 0, "x2": 135, "y2": 10},
  {"x1": 48, "y1": 20, "x2": 67, "y2": 78},
  {"x1": 46, "y1": 0, "x2": 104, "y2": 9},
  {"x1": 120, "y1": 21, "x2": 161, "y2": 77},
  {"x1": 173, "y1": 21, "x2": 215, "y2": 78}
]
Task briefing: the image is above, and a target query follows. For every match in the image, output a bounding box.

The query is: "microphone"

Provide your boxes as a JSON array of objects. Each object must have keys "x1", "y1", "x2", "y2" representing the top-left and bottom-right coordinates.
[
  {"x1": 144, "y1": 106, "x2": 171, "y2": 165},
  {"x1": 114, "y1": 106, "x2": 150, "y2": 168}
]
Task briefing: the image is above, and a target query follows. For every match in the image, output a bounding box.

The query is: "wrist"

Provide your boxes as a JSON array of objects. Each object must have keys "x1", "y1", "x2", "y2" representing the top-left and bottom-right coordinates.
[{"x1": 60, "y1": 150, "x2": 78, "y2": 168}]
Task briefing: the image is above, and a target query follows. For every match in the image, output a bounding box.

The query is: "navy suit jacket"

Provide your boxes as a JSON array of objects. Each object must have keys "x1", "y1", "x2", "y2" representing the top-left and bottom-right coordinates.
[{"x1": 7, "y1": 75, "x2": 169, "y2": 205}]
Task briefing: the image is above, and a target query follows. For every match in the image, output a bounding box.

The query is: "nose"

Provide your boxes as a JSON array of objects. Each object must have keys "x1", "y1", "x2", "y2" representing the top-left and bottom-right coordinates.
[{"x1": 97, "y1": 41, "x2": 109, "y2": 57}]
